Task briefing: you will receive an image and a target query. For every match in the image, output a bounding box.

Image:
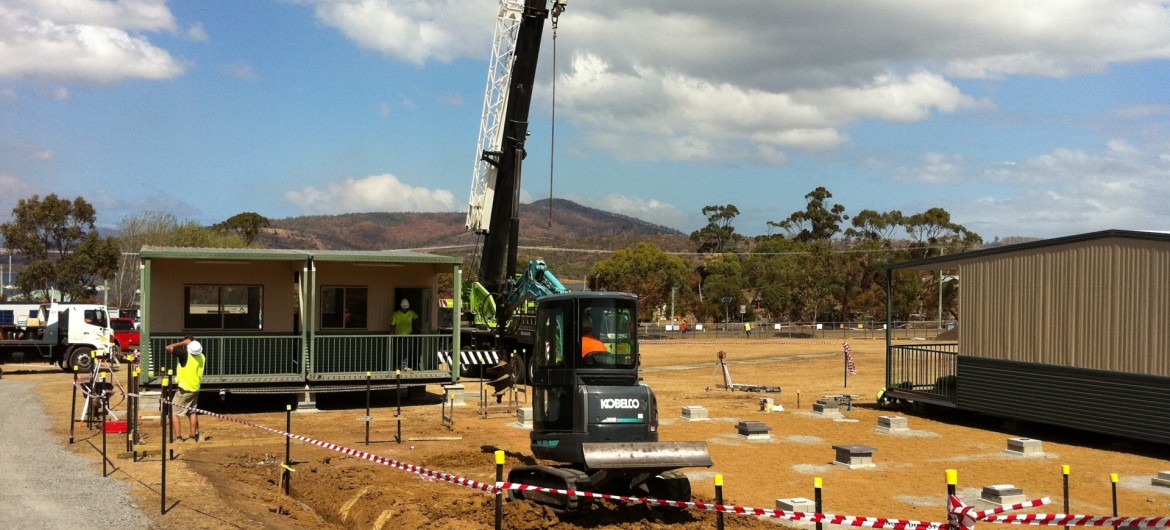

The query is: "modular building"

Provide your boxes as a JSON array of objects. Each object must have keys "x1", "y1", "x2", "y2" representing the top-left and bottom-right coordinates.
[
  {"x1": 883, "y1": 229, "x2": 1170, "y2": 444},
  {"x1": 137, "y1": 246, "x2": 465, "y2": 394}
]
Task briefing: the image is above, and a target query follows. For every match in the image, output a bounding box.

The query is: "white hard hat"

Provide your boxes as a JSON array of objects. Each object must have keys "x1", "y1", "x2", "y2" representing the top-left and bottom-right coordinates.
[
  {"x1": 187, "y1": 340, "x2": 203, "y2": 354},
  {"x1": 400, "y1": 299, "x2": 410, "y2": 309}
]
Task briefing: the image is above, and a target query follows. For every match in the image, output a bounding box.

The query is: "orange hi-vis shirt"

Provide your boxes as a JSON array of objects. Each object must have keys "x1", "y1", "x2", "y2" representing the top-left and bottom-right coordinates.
[{"x1": 581, "y1": 335, "x2": 607, "y2": 356}]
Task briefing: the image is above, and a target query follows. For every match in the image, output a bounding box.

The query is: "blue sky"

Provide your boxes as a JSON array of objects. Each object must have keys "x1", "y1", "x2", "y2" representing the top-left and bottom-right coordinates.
[{"x1": 2, "y1": 1, "x2": 1169, "y2": 242}]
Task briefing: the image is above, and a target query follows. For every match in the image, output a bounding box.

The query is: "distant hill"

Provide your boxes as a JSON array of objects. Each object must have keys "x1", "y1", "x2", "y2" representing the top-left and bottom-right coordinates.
[{"x1": 258, "y1": 199, "x2": 692, "y2": 279}]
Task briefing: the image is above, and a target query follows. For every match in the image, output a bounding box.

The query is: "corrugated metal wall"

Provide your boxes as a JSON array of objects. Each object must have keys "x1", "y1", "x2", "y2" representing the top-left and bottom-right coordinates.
[
  {"x1": 956, "y1": 356, "x2": 1170, "y2": 444},
  {"x1": 960, "y1": 237, "x2": 1170, "y2": 377}
]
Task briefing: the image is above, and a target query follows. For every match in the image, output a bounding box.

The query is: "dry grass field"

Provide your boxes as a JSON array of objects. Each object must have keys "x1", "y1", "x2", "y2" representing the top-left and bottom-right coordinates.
[{"x1": 15, "y1": 337, "x2": 1170, "y2": 529}]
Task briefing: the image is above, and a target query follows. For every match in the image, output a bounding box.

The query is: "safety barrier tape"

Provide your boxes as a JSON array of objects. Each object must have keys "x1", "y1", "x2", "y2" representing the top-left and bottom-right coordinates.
[
  {"x1": 500, "y1": 481, "x2": 948, "y2": 529},
  {"x1": 167, "y1": 399, "x2": 498, "y2": 495},
  {"x1": 949, "y1": 495, "x2": 1169, "y2": 529},
  {"x1": 981, "y1": 513, "x2": 1170, "y2": 528},
  {"x1": 154, "y1": 395, "x2": 1170, "y2": 529}
]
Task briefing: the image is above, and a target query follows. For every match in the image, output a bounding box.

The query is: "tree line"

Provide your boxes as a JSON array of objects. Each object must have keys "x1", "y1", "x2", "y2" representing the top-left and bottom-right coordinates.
[{"x1": 588, "y1": 187, "x2": 982, "y2": 324}]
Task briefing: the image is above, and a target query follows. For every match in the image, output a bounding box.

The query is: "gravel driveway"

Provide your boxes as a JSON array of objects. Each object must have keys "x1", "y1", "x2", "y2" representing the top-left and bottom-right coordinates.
[{"x1": 0, "y1": 378, "x2": 152, "y2": 529}]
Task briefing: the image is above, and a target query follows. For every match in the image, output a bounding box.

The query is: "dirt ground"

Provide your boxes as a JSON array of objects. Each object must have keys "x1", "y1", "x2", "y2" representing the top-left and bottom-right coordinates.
[{"x1": 15, "y1": 337, "x2": 1170, "y2": 529}]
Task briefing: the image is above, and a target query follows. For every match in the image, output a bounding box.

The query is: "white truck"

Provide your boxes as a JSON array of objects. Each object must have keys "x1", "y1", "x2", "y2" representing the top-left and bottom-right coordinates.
[{"x1": 0, "y1": 302, "x2": 113, "y2": 376}]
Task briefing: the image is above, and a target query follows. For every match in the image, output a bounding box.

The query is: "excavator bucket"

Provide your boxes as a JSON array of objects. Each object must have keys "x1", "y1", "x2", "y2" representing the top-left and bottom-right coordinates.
[{"x1": 581, "y1": 441, "x2": 713, "y2": 471}]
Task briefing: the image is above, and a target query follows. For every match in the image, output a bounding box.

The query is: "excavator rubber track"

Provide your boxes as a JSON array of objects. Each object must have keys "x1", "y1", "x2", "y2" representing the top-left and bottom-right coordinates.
[{"x1": 507, "y1": 465, "x2": 592, "y2": 514}]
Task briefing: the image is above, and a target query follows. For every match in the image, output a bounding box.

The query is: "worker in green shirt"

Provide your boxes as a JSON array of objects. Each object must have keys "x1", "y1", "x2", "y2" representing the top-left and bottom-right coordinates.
[{"x1": 392, "y1": 299, "x2": 418, "y2": 335}]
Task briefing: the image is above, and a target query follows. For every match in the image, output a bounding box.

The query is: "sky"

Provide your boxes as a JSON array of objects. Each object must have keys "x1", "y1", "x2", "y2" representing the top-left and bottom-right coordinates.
[{"x1": 1, "y1": 0, "x2": 1169, "y2": 243}]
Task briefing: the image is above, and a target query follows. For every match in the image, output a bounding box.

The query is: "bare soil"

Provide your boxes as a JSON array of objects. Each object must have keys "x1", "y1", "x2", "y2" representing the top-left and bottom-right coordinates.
[{"x1": 18, "y1": 338, "x2": 1170, "y2": 529}]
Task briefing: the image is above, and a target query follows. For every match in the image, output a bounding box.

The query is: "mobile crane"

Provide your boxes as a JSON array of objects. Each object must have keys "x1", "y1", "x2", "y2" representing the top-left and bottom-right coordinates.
[{"x1": 464, "y1": 0, "x2": 712, "y2": 514}]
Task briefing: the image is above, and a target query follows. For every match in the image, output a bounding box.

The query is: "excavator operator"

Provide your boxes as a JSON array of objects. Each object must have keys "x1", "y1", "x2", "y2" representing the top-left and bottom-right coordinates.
[{"x1": 581, "y1": 316, "x2": 607, "y2": 358}]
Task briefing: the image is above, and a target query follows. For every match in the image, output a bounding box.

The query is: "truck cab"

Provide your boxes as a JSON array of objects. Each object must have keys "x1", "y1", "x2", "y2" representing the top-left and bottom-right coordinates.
[{"x1": 0, "y1": 302, "x2": 113, "y2": 372}]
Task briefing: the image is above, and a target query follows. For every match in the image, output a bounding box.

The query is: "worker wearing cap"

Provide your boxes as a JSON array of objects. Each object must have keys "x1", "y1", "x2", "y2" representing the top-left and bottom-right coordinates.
[
  {"x1": 391, "y1": 299, "x2": 418, "y2": 335},
  {"x1": 166, "y1": 335, "x2": 206, "y2": 442}
]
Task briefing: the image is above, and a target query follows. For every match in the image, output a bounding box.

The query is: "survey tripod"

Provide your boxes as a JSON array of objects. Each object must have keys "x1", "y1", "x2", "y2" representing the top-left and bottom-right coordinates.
[{"x1": 79, "y1": 351, "x2": 123, "y2": 428}]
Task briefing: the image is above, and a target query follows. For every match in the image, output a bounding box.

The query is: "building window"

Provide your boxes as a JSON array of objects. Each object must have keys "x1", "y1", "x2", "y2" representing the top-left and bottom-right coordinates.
[
  {"x1": 185, "y1": 285, "x2": 263, "y2": 330},
  {"x1": 321, "y1": 286, "x2": 367, "y2": 329}
]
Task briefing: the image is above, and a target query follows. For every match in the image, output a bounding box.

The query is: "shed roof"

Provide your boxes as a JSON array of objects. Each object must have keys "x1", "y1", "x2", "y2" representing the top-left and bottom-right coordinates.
[
  {"x1": 885, "y1": 229, "x2": 1170, "y2": 271},
  {"x1": 140, "y1": 246, "x2": 461, "y2": 265}
]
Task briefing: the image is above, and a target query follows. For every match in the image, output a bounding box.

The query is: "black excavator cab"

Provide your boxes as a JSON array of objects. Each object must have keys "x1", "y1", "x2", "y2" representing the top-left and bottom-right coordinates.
[{"x1": 507, "y1": 292, "x2": 712, "y2": 513}]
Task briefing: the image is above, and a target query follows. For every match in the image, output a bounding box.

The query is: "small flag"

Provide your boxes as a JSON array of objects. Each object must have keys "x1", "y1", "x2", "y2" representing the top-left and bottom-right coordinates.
[{"x1": 844, "y1": 341, "x2": 857, "y2": 375}]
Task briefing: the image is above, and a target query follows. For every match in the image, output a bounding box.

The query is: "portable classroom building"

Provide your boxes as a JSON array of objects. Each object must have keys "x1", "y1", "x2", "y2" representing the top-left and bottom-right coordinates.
[
  {"x1": 137, "y1": 246, "x2": 464, "y2": 390},
  {"x1": 883, "y1": 229, "x2": 1170, "y2": 444}
]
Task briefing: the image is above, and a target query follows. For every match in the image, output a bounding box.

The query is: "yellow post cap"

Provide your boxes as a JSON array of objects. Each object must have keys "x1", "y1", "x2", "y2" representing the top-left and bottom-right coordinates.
[
  {"x1": 72, "y1": 365, "x2": 79, "y2": 372},
  {"x1": 814, "y1": 477, "x2": 823, "y2": 488},
  {"x1": 367, "y1": 371, "x2": 372, "y2": 377},
  {"x1": 715, "y1": 474, "x2": 723, "y2": 486},
  {"x1": 286, "y1": 404, "x2": 292, "y2": 411},
  {"x1": 495, "y1": 450, "x2": 505, "y2": 465},
  {"x1": 161, "y1": 377, "x2": 169, "y2": 387},
  {"x1": 1110, "y1": 473, "x2": 1118, "y2": 483},
  {"x1": 946, "y1": 469, "x2": 958, "y2": 485},
  {"x1": 1063, "y1": 464, "x2": 1070, "y2": 475}
]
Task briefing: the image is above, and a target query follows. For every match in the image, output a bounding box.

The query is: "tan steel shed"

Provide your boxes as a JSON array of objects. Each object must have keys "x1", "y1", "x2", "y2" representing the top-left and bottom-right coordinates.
[{"x1": 883, "y1": 229, "x2": 1170, "y2": 444}]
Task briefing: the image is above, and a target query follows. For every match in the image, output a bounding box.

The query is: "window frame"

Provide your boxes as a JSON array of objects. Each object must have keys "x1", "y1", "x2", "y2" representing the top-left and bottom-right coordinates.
[
  {"x1": 320, "y1": 285, "x2": 369, "y2": 330},
  {"x1": 183, "y1": 284, "x2": 263, "y2": 330}
]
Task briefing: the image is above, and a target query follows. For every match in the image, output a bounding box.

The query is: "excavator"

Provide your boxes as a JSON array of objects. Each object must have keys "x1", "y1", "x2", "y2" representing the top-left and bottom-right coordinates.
[{"x1": 462, "y1": 0, "x2": 713, "y2": 513}]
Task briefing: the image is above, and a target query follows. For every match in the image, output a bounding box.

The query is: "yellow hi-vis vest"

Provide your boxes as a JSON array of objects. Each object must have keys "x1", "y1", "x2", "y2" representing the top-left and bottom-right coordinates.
[{"x1": 177, "y1": 352, "x2": 206, "y2": 392}]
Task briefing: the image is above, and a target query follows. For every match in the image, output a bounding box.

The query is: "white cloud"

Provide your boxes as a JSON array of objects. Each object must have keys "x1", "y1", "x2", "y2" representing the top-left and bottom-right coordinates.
[
  {"x1": 186, "y1": 22, "x2": 208, "y2": 42},
  {"x1": 0, "y1": 0, "x2": 185, "y2": 83},
  {"x1": 39, "y1": 87, "x2": 70, "y2": 100},
  {"x1": 284, "y1": 173, "x2": 457, "y2": 215},
  {"x1": 9, "y1": 143, "x2": 55, "y2": 162},
  {"x1": 949, "y1": 141, "x2": 1170, "y2": 237},
  {"x1": 895, "y1": 153, "x2": 970, "y2": 184},
  {"x1": 564, "y1": 192, "x2": 690, "y2": 229},
  {"x1": 303, "y1": 0, "x2": 492, "y2": 65},
  {"x1": 555, "y1": 54, "x2": 979, "y2": 163},
  {"x1": 0, "y1": 174, "x2": 36, "y2": 218},
  {"x1": 308, "y1": 1, "x2": 1170, "y2": 166},
  {"x1": 220, "y1": 60, "x2": 258, "y2": 82}
]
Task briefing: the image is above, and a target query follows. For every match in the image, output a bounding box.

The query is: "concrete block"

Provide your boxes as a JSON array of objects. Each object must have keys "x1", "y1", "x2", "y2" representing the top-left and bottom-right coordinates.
[
  {"x1": 736, "y1": 420, "x2": 772, "y2": 440},
  {"x1": 1004, "y1": 437, "x2": 1044, "y2": 456},
  {"x1": 442, "y1": 384, "x2": 466, "y2": 407},
  {"x1": 876, "y1": 415, "x2": 908, "y2": 432},
  {"x1": 980, "y1": 484, "x2": 1026, "y2": 507},
  {"x1": 812, "y1": 400, "x2": 843, "y2": 418},
  {"x1": 832, "y1": 444, "x2": 877, "y2": 469},
  {"x1": 681, "y1": 405, "x2": 709, "y2": 421},
  {"x1": 516, "y1": 407, "x2": 533, "y2": 427},
  {"x1": 1152, "y1": 471, "x2": 1170, "y2": 488},
  {"x1": 137, "y1": 390, "x2": 161, "y2": 420},
  {"x1": 775, "y1": 497, "x2": 816, "y2": 529}
]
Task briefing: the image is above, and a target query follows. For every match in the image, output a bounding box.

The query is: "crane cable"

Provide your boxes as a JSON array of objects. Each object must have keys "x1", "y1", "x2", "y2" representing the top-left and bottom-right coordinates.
[{"x1": 547, "y1": 4, "x2": 561, "y2": 228}]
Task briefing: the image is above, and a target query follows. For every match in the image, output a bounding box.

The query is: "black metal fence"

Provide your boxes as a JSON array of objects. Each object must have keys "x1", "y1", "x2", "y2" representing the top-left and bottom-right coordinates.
[
  {"x1": 640, "y1": 320, "x2": 956, "y2": 341},
  {"x1": 886, "y1": 343, "x2": 959, "y2": 402}
]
